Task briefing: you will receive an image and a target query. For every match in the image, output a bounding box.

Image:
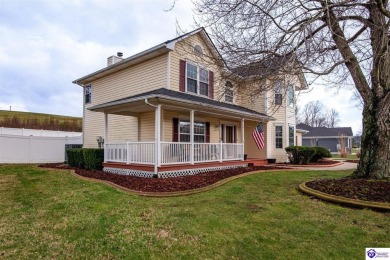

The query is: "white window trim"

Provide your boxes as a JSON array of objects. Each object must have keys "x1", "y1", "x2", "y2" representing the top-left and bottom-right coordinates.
[
  {"x1": 179, "y1": 119, "x2": 206, "y2": 143},
  {"x1": 185, "y1": 60, "x2": 209, "y2": 98},
  {"x1": 275, "y1": 124, "x2": 284, "y2": 149},
  {"x1": 287, "y1": 84, "x2": 294, "y2": 107},
  {"x1": 224, "y1": 81, "x2": 234, "y2": 103},
  {"x1": 85, "y1": 84, "x2": 92, "y2": 104},
  {"x1": 274, "y1": 81, "x2": 283, "y2": 106},
  {"x1": 288, "y1": 124, "x2": 295, "y2": 147}
]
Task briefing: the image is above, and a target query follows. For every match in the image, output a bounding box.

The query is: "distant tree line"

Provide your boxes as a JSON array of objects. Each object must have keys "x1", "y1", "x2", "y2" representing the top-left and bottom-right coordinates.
[
  {"x1": 297, "y1": 101, "x2": 340, "y2": 128},
  {"x1": 0, "y1": 116, "x2": 82, "y2": 132}
]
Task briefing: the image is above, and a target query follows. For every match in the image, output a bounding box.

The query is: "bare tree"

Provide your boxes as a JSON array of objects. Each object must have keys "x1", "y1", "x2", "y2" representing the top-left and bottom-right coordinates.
[
  {"x1": 298, "y1": 101, "x2": 340, "y2": 127},
  {"x1": 326, "y1": 109, "x2": 340, "y2": 128},
  {"x1": 195, "y1": 0, "x2": 389, "y2": 179}
]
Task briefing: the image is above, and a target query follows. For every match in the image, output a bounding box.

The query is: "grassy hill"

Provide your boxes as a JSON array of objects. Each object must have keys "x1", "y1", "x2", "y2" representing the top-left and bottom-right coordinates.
[{"x1": 0, "y1": 110, "x2": 82, "y2": 132}]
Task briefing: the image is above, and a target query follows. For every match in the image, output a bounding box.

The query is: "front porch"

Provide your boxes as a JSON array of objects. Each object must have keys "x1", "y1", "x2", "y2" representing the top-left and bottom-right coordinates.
[
  {"x1": 90, "y1": 88, "x2": 273, "y2": 178},
  {"x1": 103, "y1": 158, "x2": 267, "y2": 178}
]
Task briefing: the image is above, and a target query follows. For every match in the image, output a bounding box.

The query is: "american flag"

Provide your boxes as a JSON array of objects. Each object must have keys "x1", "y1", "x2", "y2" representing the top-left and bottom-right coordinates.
[{"x1": 252, "y1": 124, "x2": 265, "y2": 150}]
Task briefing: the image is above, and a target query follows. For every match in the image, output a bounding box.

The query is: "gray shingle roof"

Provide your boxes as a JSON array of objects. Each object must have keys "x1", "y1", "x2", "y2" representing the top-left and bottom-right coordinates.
[
  {"x1": 89, "y1": 88, "x2": 272, "y2": 119},
  {"x1": 297, "y1": 123, "x2": 353, "y2": 137}
]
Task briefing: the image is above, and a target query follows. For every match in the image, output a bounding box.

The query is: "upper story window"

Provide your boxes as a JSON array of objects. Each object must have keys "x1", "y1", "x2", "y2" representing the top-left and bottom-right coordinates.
[
  {"x1": 225, "y1": 81, "x2": 234, "y2": 103},
  {"x1": 187, "y1": 62, "x2": 209, "y2": 97},
  {"x1": 287, "y1": 84, "x2": 294, "y2": 107},
  {"x1": 274, "y1": 81, "x2": 283, "y2": 105},
  {"x1": 85, "y1": 85, "x2": 91, "y2": 104}
]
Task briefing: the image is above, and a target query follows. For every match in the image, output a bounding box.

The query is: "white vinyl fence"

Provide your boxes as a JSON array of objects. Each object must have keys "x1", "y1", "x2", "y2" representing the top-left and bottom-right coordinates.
[
  {"x1": 0, "y1": 127, "x2": 82, "y2": 137},
  {"x1": 0, "y1": 134, "x2": 82, "y2": 163}
]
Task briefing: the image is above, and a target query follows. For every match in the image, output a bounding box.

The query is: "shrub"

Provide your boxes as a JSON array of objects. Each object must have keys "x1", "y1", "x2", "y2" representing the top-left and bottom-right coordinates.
[
  {"x1": 285, "y1": 146, "x2": 316, "y2": 165},
  {"x1": 67, "y1": 148, "x2": 84, "y2": 168},
  {"x1": 83, "y1": 149, "x2": 104, "y2": 170},
  {"x1": 311, "y1": 146, "x2": 332, "y2": 162}
]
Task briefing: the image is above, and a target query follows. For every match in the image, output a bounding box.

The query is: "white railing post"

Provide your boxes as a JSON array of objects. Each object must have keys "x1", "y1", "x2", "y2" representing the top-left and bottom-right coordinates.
[
  {"x1": 126, "y1": 141, "x2": 130, "y2": 164},
  {"x1": 190, "y1": 110, "x2": 194, "y2": 165},
  {"x1": 103, "y1": 113, "x2": 108, "y2": 162},
  {"x1": 241, "y1": 118, "x2": 245, "y2": 161},
  {"x1": 154, "y1": 104, "x2": 161, "y2": 176},
  {"x1": 220, "y1": 141, "x2": 223, "y2": 162}
]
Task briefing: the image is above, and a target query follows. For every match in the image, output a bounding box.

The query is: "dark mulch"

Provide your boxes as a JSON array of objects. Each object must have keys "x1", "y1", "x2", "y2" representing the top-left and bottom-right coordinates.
[
  {"x1": 39, "y1": 163, "x2": 289, "y2": 192},
  {"x1": 307, "y1": 160, "x2": 340, "y2": 165},
  {"x1": 345, "y1": 160, "x2": 359, "y2": 163},
  {"x1": 306, "y1": 178, "x2": 390, "y2": 204},
  {"x1": 278, "y1": 159, "x2": 340, "y2": 166}
]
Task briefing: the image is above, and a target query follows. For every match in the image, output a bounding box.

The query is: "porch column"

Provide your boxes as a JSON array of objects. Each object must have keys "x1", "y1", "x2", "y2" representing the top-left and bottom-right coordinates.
[
  {"x1": 241, "y1": 118, "x2": 245, "y2": 161},
  {"x1": 190, "y1": 110, "x2": 194, "y2": 165},
  {"x1": 103, "y1": 112, "x2": 108, "y2": 162},
  {"x1": 154, "y1": 104, "x2": 161, "y2": 176}
]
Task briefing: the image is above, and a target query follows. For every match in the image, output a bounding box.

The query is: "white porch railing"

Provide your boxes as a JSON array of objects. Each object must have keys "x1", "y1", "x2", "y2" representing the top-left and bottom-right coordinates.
[
  {"x1": 105, "y1": 141, "x2": 244, "y2": 165},
  {"x1": 106, "y1": 141, "x2": 155, "y2": 164}
]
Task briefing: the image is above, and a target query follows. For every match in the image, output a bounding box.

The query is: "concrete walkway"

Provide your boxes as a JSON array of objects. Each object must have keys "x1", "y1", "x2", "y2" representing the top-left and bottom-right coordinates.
[{"x1": 287, "y1": 162, "x2": 358, "y2": 171}]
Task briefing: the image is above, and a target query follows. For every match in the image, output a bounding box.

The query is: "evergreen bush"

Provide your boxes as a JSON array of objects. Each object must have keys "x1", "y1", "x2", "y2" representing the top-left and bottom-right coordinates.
[
  {"x1": 83, "y1": 148, "x2": 104, "y2": 170},
  {"x1": 311, "y1": 146, "x2": 332, "y2": 162},
  {"x1": 67, "y1": 148, "x2": 85, "y2": 168}
]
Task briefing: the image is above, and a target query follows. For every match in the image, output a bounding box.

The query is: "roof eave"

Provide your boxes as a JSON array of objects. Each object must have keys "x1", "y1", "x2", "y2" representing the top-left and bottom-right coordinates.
[
  {"x1": 72, "y1": 43, "x2": 172, "y2": 86},
  {"x1": 89, "y1": 94, "x2": 274, "y2": 122}
]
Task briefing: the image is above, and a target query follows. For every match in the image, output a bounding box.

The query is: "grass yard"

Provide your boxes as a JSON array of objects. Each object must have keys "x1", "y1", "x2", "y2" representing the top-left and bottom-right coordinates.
[
  {"x1": 332, "y1": 153, "x2": 358, "y2": 160},
  {"x1": 1, "y1": 165, "x2": 389, "y2": 259}
]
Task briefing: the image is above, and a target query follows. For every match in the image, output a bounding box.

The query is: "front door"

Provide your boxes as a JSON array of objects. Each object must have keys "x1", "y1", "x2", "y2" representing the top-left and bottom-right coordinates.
[
  {"x1": 225, "y1": 126, "x2": 234, "y2": 143},
  {"x1": 222, "y1": 125, "x2": 236, "y2": 158}
]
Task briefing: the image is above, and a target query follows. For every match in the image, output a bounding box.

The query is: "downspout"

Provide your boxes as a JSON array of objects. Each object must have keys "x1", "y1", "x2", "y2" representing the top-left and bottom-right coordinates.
[
  {"x1": 145, "y1": 99, "x2": 160, "y2": 178},
  {"x1": 145, "y1": 98, "x2": 157, "y2": 108}
]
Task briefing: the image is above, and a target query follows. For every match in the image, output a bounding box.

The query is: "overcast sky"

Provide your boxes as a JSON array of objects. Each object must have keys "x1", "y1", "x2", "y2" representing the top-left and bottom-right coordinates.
[{"x1": 0, "y1": 0, "x2": 363, "y2": 134}]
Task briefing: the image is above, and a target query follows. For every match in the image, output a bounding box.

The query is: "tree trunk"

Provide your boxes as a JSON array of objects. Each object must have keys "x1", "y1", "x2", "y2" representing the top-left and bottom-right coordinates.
[{"x1": 355, "y1": 97, "x2": 390, "y2": 179}]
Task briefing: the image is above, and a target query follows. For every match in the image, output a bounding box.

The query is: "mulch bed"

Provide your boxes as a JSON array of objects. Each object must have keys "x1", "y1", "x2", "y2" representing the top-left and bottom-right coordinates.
[
  {"x1": 345, "y1": 160, "x2": 359, "y2": 163},
  {"x1": 306, "y1": 178, "x2": 390, "y2": 203},
  {"x1": 39, "y1": 163, "x2": 289, "y2": 192},
  {"x1": 277, "y1": 159, "x2": 340, "y2": 166}
]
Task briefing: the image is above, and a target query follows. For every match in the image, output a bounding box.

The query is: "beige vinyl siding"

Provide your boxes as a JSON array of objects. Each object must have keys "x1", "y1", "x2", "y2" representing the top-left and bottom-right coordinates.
[
  {"x1": 83, "y1": 109, "x2": 138, "y2": 148},
  {"x1": 162, "y1": 109, "x2": 242, "y2": 143},
  {"x1": 170, "y1": 34, "x2": 223, "y2": 100},
  {"x1": 236, "y1": 80, "x2": 267, "y2": 114},
  {"x1": 296, "y1": 132, "x2": 303, "y2": 146},
  {"x1": 265, "y1": 76, "x2": 300, "y2": 162},
  {"x1": 139, "y1": 111, "x2": 155, "y2": 141},
  {"x1": 244, "y1": 121, "x2": 267, "y2": 159},
  {"x1": 83, "y1": 54, "x2": 168, "y2": 148}
]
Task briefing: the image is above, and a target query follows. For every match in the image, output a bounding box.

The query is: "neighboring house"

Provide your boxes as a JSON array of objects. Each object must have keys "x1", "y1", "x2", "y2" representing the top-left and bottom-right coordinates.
[
  {"x1": 73, "y1": 28, "x2": 307, "y2": 178},
  {"x1": 296, "y1": 123, "x2": 353, "y2": 153}
]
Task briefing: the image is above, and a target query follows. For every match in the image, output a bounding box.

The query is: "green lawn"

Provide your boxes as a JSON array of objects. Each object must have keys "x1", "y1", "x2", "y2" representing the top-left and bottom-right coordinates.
[{"x1": 1, "y1": 165, "x2": 389, "y2": 259}]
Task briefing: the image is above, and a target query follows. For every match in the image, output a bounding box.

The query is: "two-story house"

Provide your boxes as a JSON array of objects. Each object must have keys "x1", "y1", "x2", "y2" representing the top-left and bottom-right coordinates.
[{"x1": 73, "y1": 28, "x2": 307, "y2": 178}]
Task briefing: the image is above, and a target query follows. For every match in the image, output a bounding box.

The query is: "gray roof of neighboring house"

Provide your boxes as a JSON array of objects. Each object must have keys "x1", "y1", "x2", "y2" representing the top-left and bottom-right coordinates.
[
  {"x1": 297, "y1": 123, "x2": 353, "y2": 137},
  {"x1": 89, "y1": 88, "x2": 273, "y2": 120}
]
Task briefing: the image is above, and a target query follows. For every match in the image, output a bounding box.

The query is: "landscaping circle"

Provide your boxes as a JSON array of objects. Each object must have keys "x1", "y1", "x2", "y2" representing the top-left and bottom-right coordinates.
[{"x1": 300, "y1": 178, "x2": 390, "y2": 211}]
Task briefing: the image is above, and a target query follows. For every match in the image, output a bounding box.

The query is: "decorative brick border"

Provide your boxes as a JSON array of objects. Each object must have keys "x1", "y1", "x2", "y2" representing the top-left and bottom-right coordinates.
[{"x1": 299, "y1": 182, "x2": 390, "y2": 211}]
